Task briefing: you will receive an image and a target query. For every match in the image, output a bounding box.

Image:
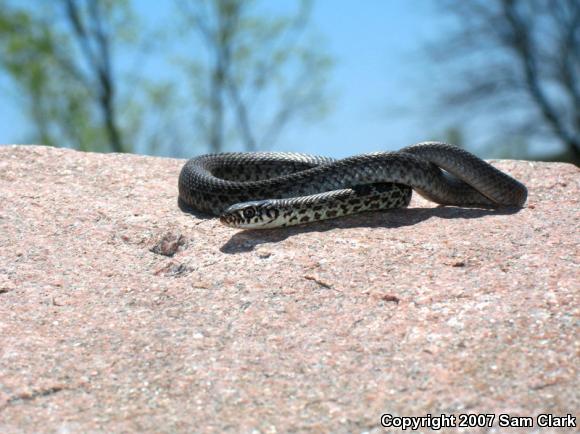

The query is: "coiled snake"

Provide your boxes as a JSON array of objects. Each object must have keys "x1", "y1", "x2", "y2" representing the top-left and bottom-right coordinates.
[{"x1": 178, "y1": 142, "x2": 527, "y2": 229}]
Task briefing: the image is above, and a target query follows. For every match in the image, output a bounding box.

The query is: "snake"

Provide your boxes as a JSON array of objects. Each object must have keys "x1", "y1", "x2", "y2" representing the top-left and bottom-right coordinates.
[{"x1": 178, "y1": 142, "x2": 528, "y2": 229}]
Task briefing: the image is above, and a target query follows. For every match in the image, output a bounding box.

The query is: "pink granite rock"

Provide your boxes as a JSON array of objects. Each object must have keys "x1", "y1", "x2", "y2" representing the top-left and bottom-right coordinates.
[{"x1": 0, "y1": 145, "x2": 578, "y2": 433}]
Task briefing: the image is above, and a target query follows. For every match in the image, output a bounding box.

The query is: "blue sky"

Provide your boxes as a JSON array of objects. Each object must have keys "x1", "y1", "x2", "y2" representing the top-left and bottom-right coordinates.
[
  {"x1": 287, "y1": 1, "x2": 439, "y2": 157},
  {"x1": 0, "y1": 1, "x2": 505, "y2": 158}
]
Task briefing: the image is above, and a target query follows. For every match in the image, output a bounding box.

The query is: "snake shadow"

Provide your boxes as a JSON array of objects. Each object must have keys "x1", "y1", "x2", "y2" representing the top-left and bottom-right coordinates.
[{"x1": 219, "y1": 206, "x2": 522, "y2": 254}]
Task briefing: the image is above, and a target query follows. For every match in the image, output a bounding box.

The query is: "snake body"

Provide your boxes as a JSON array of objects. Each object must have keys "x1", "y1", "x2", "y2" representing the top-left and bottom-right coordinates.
[{"x1": 178, "y1": 142, "x2": 528, "y2": 229}]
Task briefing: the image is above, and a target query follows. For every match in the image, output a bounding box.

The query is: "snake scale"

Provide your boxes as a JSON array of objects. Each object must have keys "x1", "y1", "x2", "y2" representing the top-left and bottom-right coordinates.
[{"x1": 178, "y1": 142, "x2": 528, "y2": 229}]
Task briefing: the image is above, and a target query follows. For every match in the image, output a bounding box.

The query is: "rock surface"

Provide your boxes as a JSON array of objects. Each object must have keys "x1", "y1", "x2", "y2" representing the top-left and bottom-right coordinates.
[{"x1": 0, "y1": 145, "x2": 578, "y2": 433}]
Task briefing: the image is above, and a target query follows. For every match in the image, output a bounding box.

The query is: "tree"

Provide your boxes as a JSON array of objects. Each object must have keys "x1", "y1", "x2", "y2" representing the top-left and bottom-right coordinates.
[
  {"x1": 176, "y1": 0, "x2": 333, "y2": 153},
  {"x1": 62, "y1": 0, "x2": 124, "y2": 152},
  {"x1": 427, "y1": 0, "x2": 579, "y2": 163},
  {"x1": 0, "y1": 0, "x2": 332, "y2": 156},
  {"x1": 0, "y1": 0, "x2": 171, "y2": 153}
]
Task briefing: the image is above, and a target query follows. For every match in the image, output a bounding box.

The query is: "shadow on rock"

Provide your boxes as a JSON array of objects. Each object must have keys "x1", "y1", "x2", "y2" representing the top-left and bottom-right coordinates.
[{"x1": 219, "y1": 206, "x2": 522, "y2": 254}]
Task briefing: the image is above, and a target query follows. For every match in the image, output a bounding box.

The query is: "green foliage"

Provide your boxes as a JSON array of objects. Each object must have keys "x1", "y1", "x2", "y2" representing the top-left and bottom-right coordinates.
[
  {"x1": 0, "y1": 0, "x2": 150, "y2": 152},
  {"x1": 0, "y1": 1, "x2": 117, "y2": 151},
  {"x1": 442, "y1": 127, "x2": 465, "y2": 149},
  {"x1": 0, "y1": 0, "x2": 333, "y2": 155}
]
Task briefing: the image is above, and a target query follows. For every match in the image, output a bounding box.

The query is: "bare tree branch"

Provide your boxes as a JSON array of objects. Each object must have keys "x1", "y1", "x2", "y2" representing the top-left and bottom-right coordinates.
[
  {"x1": 178, "y1": 0, "x2": 331, "y2": 153},
  {"x1": 62, "y1": 0, "x2": 125, "y2": 152},
  {"x1": 429, "y1": 0, "x2": 579, "y2": 163},
  {"x1": 501, "y1": 0, "x2": 579, "y2": 159}
]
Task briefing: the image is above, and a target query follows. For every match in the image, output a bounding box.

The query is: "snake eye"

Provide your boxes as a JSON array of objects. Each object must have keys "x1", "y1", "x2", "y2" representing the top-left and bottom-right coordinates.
[{"x1": 243, "y1": 208, "x2": 255, "y2": 219}]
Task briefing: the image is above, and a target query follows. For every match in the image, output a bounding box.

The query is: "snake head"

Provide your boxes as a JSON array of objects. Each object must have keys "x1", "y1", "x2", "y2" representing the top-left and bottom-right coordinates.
[{"x1": 220, "y1": 200, "x2": 282, "y2": 229}]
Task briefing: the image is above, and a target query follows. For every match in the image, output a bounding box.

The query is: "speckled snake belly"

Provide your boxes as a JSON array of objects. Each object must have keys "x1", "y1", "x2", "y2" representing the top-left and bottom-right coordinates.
[{"x1": 178, "y1": 142, "x2": 528, "y2": 229}]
